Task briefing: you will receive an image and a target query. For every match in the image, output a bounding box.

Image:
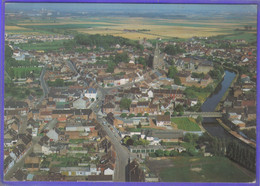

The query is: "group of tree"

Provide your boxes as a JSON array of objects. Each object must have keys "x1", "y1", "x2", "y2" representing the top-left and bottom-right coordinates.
[
  {"x1": 163, "y1": 44, "x2": 185, "y2": 55},
  {"x1": 191, "y1": 72, "x2": 205, "y2": 79},
  {"x1": 47, "y1": 78, "x2": 67, "y2": 87},
  {"x1": 209, "y1": 63, "x2": 224, "y2": 80},
  {"x1": 119, "y1": 97, "x2": 132, "y2": 110},
  {"x1": 122, "y1": 136, "x2": 149, "y2": 147},
  {"x1": 74, "y1": 34, "x2": 143, "y2": 50},
  {"x1": 167, "y1": 65, "x2": 181, "y2": 85}
]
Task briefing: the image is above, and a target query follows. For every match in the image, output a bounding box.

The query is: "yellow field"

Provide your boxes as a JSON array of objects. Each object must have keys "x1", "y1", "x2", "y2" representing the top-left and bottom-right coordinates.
[{"x1": 5, "y1": 26, "x2": 30, "y2": 30}]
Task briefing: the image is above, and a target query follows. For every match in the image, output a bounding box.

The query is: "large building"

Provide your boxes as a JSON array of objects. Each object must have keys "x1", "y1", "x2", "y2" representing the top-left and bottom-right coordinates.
[{"x1": 153, "y1": 43, "x2": 165, "y2": 70}]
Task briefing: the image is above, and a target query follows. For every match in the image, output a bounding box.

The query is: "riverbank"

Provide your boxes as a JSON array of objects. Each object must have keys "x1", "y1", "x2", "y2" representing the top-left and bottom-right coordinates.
[
  {"x1": 215, "y1": 66, "x2": 239, "y2": 111},
  {"x1": 216, "y1": 119, "x2": 256, "y2": 149}
]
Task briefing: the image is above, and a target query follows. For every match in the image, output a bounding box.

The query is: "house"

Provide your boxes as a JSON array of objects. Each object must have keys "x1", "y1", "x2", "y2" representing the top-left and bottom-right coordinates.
[
  {"x1": 141, "y1": 129, "x2": 183, "y2": 142},
  {"x1": 103, "y1": 102, "x2": 115, "y2": 114},
  {"x1": 46, "y1": 128, "x2": 60, "y2": 142},
  {"x1": 126, "y1": 159, "x2": 145, "y2": 182},
  {"x1": 13, "y1": 169, "x2": 27, "y2": 181},
  {"x1": 196, "y1": 60, "x2": 213, "y2": 73},
  {"x1": 106, "y1": 112, "x2": 115, "y2": 126},
  {"x1": 72, "y1": 97, "x2": 89, "y2": 109},
  {"x1": 188, "y1": 98, "x2": 198, "y2": 107},
  {"x1": 4, "y1": 101, "x2": 29, "y2": 115},
  {"x1": 52, "y1": 109, "x2": 94, "y2": 121},
  {"x1": 231, "y1": 120, "x2": 246, "y2": 129},
  {"x1": 241, "y1": 74, "x2": 250, "y2": 83},
  {"x1": 156, "y1": 115, "x2": 171, "y2": 126},
  {"x1": 10, "y1": 144, "x2": 26, "y2": 161},
  {"x1": 88, "y1": 175, "x2": 113, "y2": 182},
  {"x1": 246, "y1": 106, "x2": 256, "y2": 121},
  {"x1": 84, "y1": 88, "x2": 97, "y2": 100},
  {"x1": 60, "y1": 166, "x2": 101, "y2": 176},
  {"x1": 4, "y1": 156, "x2": 15, "y2": 174},
  {"x1": 53, "y1": 95, "x2": 67, "y2": 103},
  {"x1": 65, "y1": 121, "x2": 95, "y2": 133},
  {"x1": 177, "y1": 71, "x2": 191, "y2": 84},
  {"x1": 24, "y1": 154, "x2": 40, "y2": 171}
]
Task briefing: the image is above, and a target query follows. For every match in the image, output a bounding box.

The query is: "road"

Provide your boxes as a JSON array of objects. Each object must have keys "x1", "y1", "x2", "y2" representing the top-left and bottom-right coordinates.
[
  {"x1": 97, "y1": 117, "x2": 140, "y2": 182},
  {"x1": 39, "y1": 66, "x2": 49, "y2": 98},
  {"x1": 67, "y1": 60, "x2": 79, "y2": 75},
  {"x1": 92, "y1": 80, "x2": 141, "y2": 181},
  {"x1": 4, "y1": 119, "x2": 57, "y2": 180}
]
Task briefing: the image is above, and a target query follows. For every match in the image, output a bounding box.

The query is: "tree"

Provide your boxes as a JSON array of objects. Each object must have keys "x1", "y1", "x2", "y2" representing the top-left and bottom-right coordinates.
[
  {"x1": 196, "y1": 115, "x2": 203, "y2": 124},
  {"x1": 106, "y1": 62, "x2": 116, "y2": 73},
  {"x1": 91, "y1": 98, "x2": 95, "y2": 102},
  {"x1": 172, "y1": 111, "x2": 178, "y2": 117},
  {"x1": 120, "y1": 98, "x2": 132, "y2": 110},
  {"x1": 55, "y1": 78, "x2": 64, "y2": 87},
  {"x1": 120, "y1": 113, "x2": 127, "y2": 118},
  {"x1": 164, "y1": 150, "x2": 170, "y2": 157},
  {"x1": 114, "y1": 52, "x2": 129, "y2": 64},
  {"x1": 175, "y1": 104, "x2": 184, "y2": 112},
  {"x1": 128, "y1": 114, "x2": 135, "y2": 118},
  {"x1": 170, "y1": 150, "x2": 179, "y2": 157},
  {"x1": 164, "y1": 44, "x2": 185, "y2": 55},
  {"x1": 137, "y1": 122, "x2": 142, "y2": 129},
  {"x1": 184, "y1": 133, "x2": 199, "y2": 144},
  {"x1": 144, "y1": 113, "x2": 149, "y2": 117},
  {"x1": 164, "y1": 111, "x2": 170, "y2": 115},
  {"x1": 155, "y1": 149, "x2": 164, "y2": 157},
  {"x1": 137, "y1": 113, "x2": 142, "y2": 117}
]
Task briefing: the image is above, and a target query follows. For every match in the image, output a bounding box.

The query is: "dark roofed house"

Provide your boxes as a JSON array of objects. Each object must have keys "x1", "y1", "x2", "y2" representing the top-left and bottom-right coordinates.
[
  {"x1": 88, "y1": 175, "x2": 113, "y2": 182},
  {"x1": 106, "y1": 112, "x2": 115, "y2": 126},
  {"x1": 14, "y1": 169, "x2": 27, "y2": 181},
  {"x1": 246, "y1": 106, "x2": 256, "y2": 121},
  {"x1": 126, "y1": 159, "x2": 145, "y2": 182},
  {"x1": 103, "y1": 102, "x2": 115, "y2": 114},
  {"x1": 156, "y1": 115, "x2": 171, "y2": 126}
]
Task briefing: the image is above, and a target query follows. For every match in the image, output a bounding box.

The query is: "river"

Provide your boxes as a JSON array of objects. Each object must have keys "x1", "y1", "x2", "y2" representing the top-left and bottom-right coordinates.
[{"x1": 200, "y1": 70, "x2": 236, "y2": 138}]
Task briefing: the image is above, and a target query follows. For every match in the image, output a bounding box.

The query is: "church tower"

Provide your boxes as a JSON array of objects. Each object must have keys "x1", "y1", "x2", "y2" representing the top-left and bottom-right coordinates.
[{"x1": 153, "y1": 42, "x2": 164, "y2": 70}]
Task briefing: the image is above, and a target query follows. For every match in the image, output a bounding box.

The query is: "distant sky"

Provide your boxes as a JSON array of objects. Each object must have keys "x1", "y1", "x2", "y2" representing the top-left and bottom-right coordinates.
[{"x1": 5, "y1": 3, "x2": 257, "y2": 15}]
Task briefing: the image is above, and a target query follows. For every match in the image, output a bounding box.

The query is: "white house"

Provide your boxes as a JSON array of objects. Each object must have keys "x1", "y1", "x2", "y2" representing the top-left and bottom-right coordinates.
[
  {"x1": 84, "y1": 88, "x2": 97, "y2": 100},
  {"x1": 148, "y1": 90, "x2": 154, "y2": 98},
  {"x1": 46, "y1": 129, "x2": 59, "y2": 142},
  {"x1": 73, "y1": 97, "x2": 88, "y2": 109}
]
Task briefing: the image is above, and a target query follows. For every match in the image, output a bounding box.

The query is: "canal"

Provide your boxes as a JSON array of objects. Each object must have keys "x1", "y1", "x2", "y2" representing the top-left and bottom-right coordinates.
[{"x1": 200, "y1": 70, "x2": 236, "y2": 138}]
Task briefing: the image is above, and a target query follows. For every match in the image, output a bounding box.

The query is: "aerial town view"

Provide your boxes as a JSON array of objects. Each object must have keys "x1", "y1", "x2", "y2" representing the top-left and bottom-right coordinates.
[{"x1": 3, "y1": 3, "x2": 257, "y2": 183}]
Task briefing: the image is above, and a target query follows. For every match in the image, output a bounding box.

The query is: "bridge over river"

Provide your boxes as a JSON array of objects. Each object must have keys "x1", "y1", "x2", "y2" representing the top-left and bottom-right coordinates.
[{"x1": 183, "y1": 112, "x2": 223, "y2": 118}]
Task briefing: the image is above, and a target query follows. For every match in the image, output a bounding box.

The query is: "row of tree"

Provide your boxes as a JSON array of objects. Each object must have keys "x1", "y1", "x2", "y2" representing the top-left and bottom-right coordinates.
[{"x1": 226, "y1": 141, "x2": 256, "y2": 172}]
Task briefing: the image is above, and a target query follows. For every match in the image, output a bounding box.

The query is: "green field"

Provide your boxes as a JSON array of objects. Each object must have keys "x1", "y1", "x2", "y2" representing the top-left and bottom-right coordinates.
[
  {"x1": 212, "y1": 31, "x2": 257, "y2": 43},
  {"x1": 158, "y1": 157, "x2": 255, "y2": 182},
  {"x1": 12, "y1": 67, "x2": 42, "y2": 78},
  {"x1": 171, "y1": 117, "x2": 201, "y2": 131},
  {"x1": 17, "y1": 40, "x2": 66, "y2": 51}
]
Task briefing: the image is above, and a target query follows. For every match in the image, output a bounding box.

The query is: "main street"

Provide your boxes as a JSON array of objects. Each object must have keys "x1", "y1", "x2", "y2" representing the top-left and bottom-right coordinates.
[{"x1": 91, "y1": 80, "x2": 141, "y2": 181}]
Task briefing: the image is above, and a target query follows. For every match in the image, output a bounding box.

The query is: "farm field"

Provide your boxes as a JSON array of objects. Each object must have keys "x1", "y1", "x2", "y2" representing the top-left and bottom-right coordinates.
[
  {"x1": 171, "y1": 117, "x2": 201, "y2": 131},
  {"x1": 146, "y1": 157, "x2": 255, "y2": 182},
  {"x1": 5, "y1": 16, "x2": 257, "y2": 40}
]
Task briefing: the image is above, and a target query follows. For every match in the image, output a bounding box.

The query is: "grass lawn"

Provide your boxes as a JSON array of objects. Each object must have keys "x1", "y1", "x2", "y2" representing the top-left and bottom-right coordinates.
[
  {"x1": 17, "y1": 40, "x2": 67, "y2": 51},
  {"x1": 171, "y1": 117, "x2": 201, "y2": 131},
  {"x1": 12, "y1": 67, "x2": 42, "y2": 78},
  {"x1": 159, "y1": 157, "x2": 255, "y2": 182}
]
